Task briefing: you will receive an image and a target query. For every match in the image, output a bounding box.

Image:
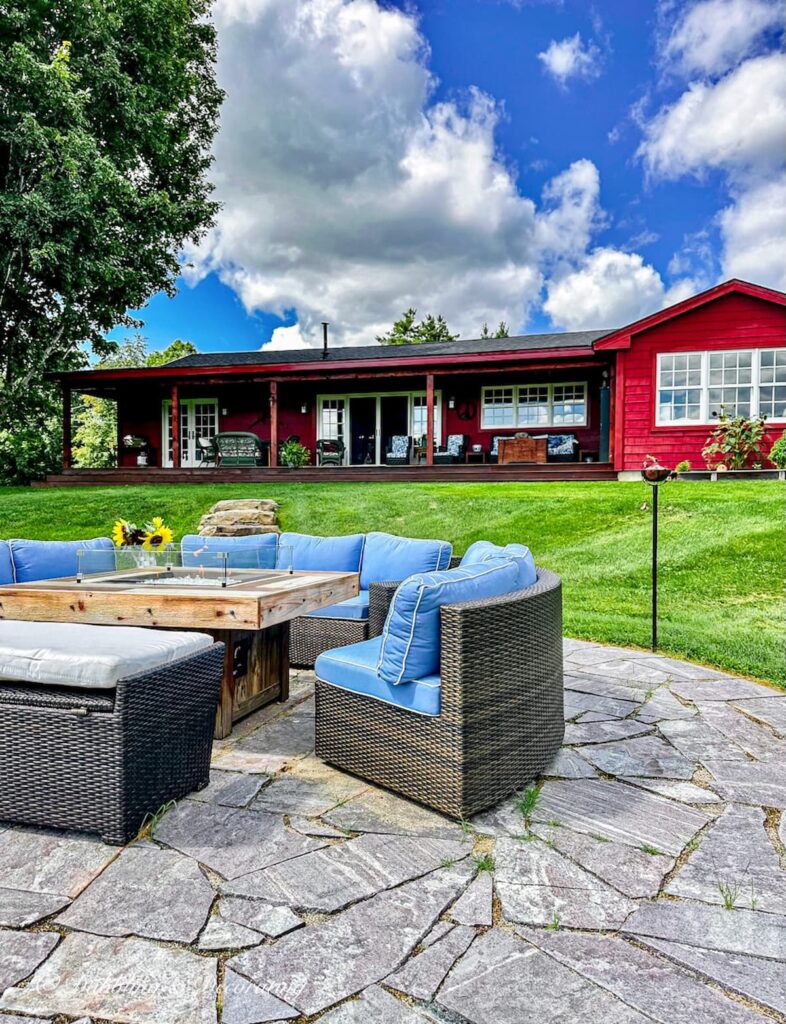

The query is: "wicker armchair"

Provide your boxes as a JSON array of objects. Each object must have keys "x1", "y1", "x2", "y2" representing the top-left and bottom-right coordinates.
[
  {"x1": 385, "y1": 435, "x2": 411, "y2": 466},
  {"x1": 316, "y1": 438, "x2": 345, "y2": 466},
  {"x1": 315, "y1": 568, "x2": 564, "y2": 819},
  {"x1": 433, "y1": 434, "x2": 468, "y2": 465},
  {"x1": 0, "y1": 644, "x2": 223, "y2": 844}
]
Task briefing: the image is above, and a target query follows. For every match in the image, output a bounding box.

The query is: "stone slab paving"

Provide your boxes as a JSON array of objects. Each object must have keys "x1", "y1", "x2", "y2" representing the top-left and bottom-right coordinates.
[
  {"x1": 56, "y1": 846, "x2": 215, "y2": 942},
  {"x1": 3, "y1": 639, "x2": 785, "y2": 1024},
  {"x1": 0, "y1": 888, "x2": 70, "y2": 927},
  {"x1": 221, "y1": 831, "x2": 469, "y2": 912}
]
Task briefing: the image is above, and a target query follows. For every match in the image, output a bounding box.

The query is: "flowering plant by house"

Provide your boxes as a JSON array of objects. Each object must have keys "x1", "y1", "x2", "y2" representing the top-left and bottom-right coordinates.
[{"x1": 112, "y1": 516, "x2": 174, "y2": 550}]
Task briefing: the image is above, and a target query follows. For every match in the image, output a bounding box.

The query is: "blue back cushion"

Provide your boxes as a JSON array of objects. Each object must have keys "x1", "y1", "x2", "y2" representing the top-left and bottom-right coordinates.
[
  {"x1": 461, "y1": 541, "x2": 537, "y2": 590},
  {"x1": 0, "y1": 541, "x2": 14, "y2": 585},
  {"x1": 377, "y1": 558, "x2": 520, "y2": 685},
  {"x1": 359, "y1": 532, "x2": 452, "y2": 590},
  {"x1": 10, "y1": 537, "x2": 114, "y2": 583},
  {"x1": 181, "y1": 533, "x2": 278, "y2": 569},
  {"x1": 277, "y1": 532, "x2": 365, "y2": 572}
]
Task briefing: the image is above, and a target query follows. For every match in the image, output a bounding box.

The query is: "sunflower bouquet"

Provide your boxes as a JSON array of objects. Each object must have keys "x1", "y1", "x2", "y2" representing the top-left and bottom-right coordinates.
[{"x1": 112, "y1": 516, "x2": 175, "y2": 551}]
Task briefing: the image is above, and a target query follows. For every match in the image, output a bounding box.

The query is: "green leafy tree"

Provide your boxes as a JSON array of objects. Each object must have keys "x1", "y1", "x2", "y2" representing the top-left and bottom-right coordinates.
[
  {"x1": 377, "y1": 309, "x2": 459, "y2": 345},
  {"x1": 147, "y1": 339, "x2": 198, "y2": 366},
  {"x1": 0, "y1": 1, "x2": 222, "y2": 482}
]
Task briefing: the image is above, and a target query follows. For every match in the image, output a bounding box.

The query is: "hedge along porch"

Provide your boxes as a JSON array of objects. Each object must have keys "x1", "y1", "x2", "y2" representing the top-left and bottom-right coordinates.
[{"x1": 53, "y1": 278, "x2": 786, "y2": 478}]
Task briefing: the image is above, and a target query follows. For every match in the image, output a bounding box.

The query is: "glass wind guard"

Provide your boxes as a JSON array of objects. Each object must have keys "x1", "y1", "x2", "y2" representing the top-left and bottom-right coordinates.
[{"x1": 77, "y1": 544, "x2": 294, "y2": 587}]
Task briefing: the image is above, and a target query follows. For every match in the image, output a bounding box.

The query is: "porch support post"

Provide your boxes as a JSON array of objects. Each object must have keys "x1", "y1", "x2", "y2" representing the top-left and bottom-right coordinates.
[
  {"x1": 599, "y1": 368, "x2": 611, "y2": 463},
  {"x1": 425, "y1": 373, "x2": 435, "y2": 467},
  {"x1": 170, "y1": 384, "x2": 181, "y2": 469},
  {"x1": 269, "y1": 380, "x2": 278, "y2": 467},
  {"x1": 62, "y1": 384, "x2": 72, "y2": 470}
]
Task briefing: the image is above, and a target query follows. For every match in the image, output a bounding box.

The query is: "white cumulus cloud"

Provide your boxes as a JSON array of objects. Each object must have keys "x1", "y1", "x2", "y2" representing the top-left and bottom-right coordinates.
[
  {"x1": 543, "y1": 248, "x2": 695, "y2": 331},
  {"x1": 537, "y1": 33, "x2": 602, "y2": 87},
  {"x1": 188, "y1": 0, "x2": 548, "y2": 347},
  {"x1": 637, "y1": 52, "x2": 786, "y2": 182},
  {"x1": 660, "y1": 0, "x2": 783, "y2": 78},
  {"x1": 720, "y1": 179, "x2": 786, "y2": 290}
]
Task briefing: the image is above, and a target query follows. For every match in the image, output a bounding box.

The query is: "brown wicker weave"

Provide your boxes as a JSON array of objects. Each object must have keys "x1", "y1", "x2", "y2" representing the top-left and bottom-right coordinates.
[
  {"x1": 315, "y1": 569, "x2": 564, "y2": 819},
  {"x1": 0, "y1": 644, "x2": 223, "y2": 844},
  {"x1": 291, "y1": 556, "x2": 461, "y2": 667}
]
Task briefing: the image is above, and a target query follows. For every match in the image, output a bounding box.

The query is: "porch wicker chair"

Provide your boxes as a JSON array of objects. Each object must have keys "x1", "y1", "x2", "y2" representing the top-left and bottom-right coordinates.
[
  {"x1": 196, "y1": 436, "x2": 218, "y2": 467},
  {"x1": 316, "y1": 438, "x2": 345, "y2": 467},
  {"x1": 487, "y1": 434, "x2": 515, "y2": 464},
  {"x1": 433, "y1": 434, "x2": 468, "y2": 465},
  {"x1": 546, "y1": 433, "x2": 581, "y2": 462},
  {"x1": 214, "y1": 431, "x2": 268, "y2": 467},
  {"x1": 315, "y1": 568, "x2": 564, "y2": 819},
  {"x1": 385, "y1": 435, "x2": 411, "y2": 466}
]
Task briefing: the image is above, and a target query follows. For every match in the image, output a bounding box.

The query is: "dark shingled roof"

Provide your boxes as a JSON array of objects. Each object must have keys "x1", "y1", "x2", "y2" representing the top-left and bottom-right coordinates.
[{"x1": 163, "y1": 329, "x2": 615, "y2": 368}]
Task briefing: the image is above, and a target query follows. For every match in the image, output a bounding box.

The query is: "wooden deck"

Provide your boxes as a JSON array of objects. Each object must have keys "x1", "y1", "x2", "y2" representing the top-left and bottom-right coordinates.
[{"x1": 37, "y1": 463, "x2": 617, "y2": 486}]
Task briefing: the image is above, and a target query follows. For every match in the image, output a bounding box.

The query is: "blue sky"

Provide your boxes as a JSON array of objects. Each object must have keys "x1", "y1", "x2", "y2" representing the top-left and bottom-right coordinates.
[{"x1": 114, "y1": 0, "x2": 784, "y2": 354}]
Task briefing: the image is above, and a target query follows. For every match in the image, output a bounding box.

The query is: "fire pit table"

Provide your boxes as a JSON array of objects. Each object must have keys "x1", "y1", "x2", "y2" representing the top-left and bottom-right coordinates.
[{"x1": 0, "y1": 565, "x2": 358, "y2": 738}]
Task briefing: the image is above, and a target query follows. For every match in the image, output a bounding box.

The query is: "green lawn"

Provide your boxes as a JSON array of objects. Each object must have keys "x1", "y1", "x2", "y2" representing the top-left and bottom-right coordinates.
[{"x1": 1, "y1": 480, "x2": 783, "y2": 687}]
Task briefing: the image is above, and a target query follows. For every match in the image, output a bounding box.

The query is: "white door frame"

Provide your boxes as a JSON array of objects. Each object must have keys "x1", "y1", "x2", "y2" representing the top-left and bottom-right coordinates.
[
  {"x1": 161, "y1": 398, "x2": 219, "y2": 467},
  {"x1": 317, "y1": 390, "x2": 442, "y2": 465}
]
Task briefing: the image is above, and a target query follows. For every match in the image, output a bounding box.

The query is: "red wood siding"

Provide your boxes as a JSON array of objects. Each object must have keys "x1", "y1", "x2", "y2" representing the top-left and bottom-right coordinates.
[{"x1": 617, "y1": 293, "x2": 786, "y2": 471}]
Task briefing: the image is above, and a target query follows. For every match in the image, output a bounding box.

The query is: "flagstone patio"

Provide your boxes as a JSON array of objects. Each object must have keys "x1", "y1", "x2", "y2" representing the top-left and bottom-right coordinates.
[{"x1": 1, "y1": 639, "x2": 785, "y2": 1024}]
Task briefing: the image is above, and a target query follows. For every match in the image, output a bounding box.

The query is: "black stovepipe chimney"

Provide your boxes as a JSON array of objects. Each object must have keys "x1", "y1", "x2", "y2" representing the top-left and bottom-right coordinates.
[{"x1": 322, "y1": 322, "x2": 329, "y2": 359}]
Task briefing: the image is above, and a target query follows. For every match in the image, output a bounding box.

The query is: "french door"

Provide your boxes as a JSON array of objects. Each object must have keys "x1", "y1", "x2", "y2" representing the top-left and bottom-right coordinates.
[
  {"x1": 162, "y1": 399, "x2": 218, "y2": 467},
  {"x1": 317, "y1": 392, "x2": 441, "y2": 465}
]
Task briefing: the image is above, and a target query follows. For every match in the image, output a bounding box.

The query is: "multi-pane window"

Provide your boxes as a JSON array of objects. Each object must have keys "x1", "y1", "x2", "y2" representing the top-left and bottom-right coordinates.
[
  {"x1": 708, "y1": 351, "x2": 752, "y2": 418},
  {"x1": 517, "y1": 386, "x2": 550, "y2": 426},
  {"x1": 658, "y1": 354, "x2": 703, "y2": 422},
  {"x1": 759, "y1": 350, "x2": 786, "y2": 419},
  {"x1": 482, "y1": 388, "x2": 516, "y2": 427},
  {"x1": 411, "y1": 395, "x2": 440, "y2": 439},
  {"x1": 656, "y1": 349, "x2": 786, "y2": 424},
  {"x1": 482, "y1": 383, "x2": 587, "y2": 429},
  {"x1": 553, "y1": 384, "x2": 587, "y2": 425},
  {"x1": 321, "y1": 398, "x2": 345, "y2": 441}
]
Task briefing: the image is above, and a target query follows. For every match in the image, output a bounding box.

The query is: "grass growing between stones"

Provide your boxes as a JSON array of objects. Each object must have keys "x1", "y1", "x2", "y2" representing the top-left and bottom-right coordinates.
[{"x1": 1, "y1": 478, "x2": 782, "y2": 685}]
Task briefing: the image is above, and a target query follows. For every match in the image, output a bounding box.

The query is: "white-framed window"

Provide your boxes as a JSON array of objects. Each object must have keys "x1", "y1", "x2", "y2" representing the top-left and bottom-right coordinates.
[
  {"x1": 482, "y1": 387, "x2": 516, "y2": 427},
  {"x1": 411, "y1": 394, "x2": 440, "y2": 438},
  {"x1": 656, "y1": 348, "x2": 786, "y2": 425},
  {"x1": 759, "y1": 349, "x2": 786, "y2": 419},
  {"x1": 481, "y1": 383, "x2": 587, "y2": 429},
  {"x1": 320, "y1": 398, "x2": 345, "y2": 441}
]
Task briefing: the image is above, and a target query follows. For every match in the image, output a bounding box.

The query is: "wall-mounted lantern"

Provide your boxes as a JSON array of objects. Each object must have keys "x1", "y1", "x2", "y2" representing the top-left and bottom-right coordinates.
[
  {"x1": 300, "y1": 401, "x2": 309, "y2": 415},
  {"x1": 448, "y1": 396, "x2": 456, "y2": 409}
]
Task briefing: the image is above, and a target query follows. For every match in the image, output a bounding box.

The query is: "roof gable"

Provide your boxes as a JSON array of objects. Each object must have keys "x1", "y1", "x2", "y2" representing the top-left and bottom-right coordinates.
[{"x1": 594, "y1": 279, "x2": 786, "y2": 351}]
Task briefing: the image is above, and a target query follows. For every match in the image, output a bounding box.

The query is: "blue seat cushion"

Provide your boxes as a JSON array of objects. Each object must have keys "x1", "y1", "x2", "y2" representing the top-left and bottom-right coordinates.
[
  {"x1": 308, "y1": 592, "x2": 369, "y2": 621},
  {"x1": 316, "y1": 637, "x2": 441, "y2": 717},
  {"x1": 377, "y1": 558, "x2": 520, "y2": 685},
  {"x1": 460, "y1": 541, "x2": 537, "y2": 590},
  {"x1": 10, "y1": 538, "x2": 114, "y2": 583},
  {"x1": 181, "y1": 533, "x2": 278, "y2": 569},
  {"x1": 359, "y1": 532, "x2": 452, "y2": 590},
  {"x1": 0, "y1": 541, "x2": 14, "y2": 585},
  {"x1": 278, "y1": 532, "x2": 365, "y2": 573}
]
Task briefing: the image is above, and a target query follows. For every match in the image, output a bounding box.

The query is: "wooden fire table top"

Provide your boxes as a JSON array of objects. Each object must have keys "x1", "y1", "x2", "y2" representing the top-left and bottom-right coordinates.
[{"x1": 0, "y1": 568, "x2": 360, "y2": 632}]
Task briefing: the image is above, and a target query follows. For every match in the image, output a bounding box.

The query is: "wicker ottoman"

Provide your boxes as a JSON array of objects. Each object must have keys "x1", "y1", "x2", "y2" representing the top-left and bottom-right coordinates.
[{"x1": 0, "y1": 622, "x2": 223, "y2": 844}]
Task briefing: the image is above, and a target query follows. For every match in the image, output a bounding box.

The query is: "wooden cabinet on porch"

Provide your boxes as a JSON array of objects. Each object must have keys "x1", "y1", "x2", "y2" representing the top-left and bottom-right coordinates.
[{"x1": 498, "y1": 436, "x2": 548, "y2": 464}]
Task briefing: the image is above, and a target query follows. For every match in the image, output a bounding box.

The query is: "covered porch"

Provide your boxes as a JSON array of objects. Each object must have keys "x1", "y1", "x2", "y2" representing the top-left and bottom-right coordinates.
[{"x1": 55, "y1": 344, "x2": 614, "y2": 478}]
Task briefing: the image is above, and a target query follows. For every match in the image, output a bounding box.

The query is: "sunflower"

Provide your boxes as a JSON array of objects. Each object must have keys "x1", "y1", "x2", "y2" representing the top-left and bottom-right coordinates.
[
  {"x1": 112, "y1": 519, "x2": 142, "y2": 547},
  {"x1": 142, "y1": 516, "x2": 174, "y2": 551}
]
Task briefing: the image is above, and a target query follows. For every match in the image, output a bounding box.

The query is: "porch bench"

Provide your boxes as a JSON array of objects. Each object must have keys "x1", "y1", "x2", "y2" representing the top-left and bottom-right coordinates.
[{"x1": 0, "y1": 621, "x2": 223, "y2": 844}]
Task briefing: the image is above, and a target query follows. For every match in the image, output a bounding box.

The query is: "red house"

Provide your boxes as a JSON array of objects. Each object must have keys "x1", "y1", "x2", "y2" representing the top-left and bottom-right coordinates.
[{"x1": 52, "y1": 279, "x2": 786, "y2": 483}]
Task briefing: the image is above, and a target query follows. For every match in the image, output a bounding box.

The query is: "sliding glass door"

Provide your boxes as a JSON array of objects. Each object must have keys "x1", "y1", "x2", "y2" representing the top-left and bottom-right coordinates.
[{"x1": 318, "y1": 391, "x2": 441, "y2": 465}]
